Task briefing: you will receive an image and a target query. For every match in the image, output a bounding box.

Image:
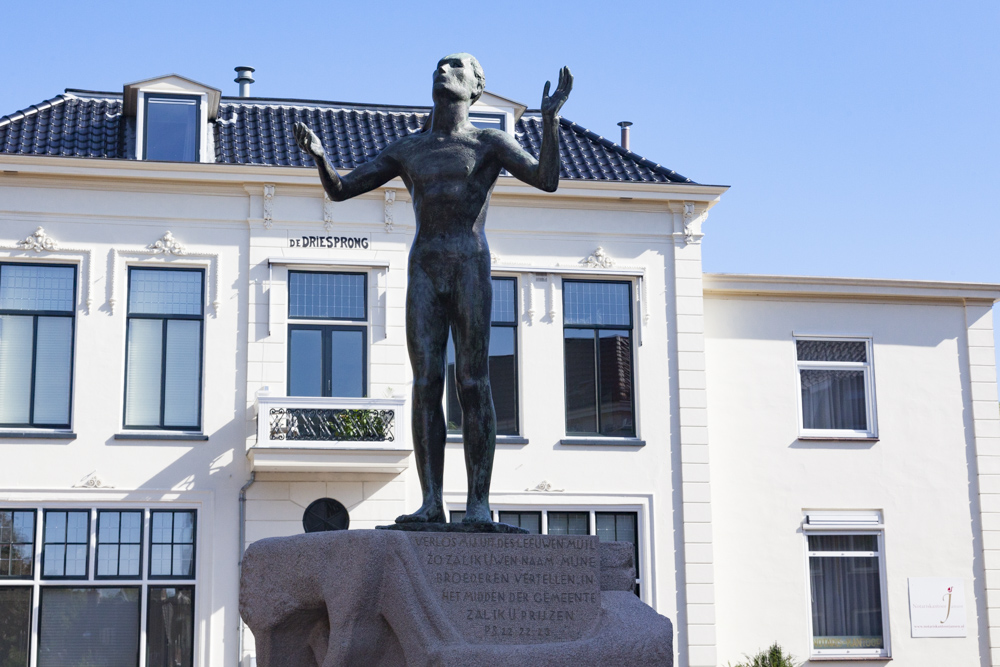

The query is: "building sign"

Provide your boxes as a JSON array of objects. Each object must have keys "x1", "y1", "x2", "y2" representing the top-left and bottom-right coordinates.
[
  {"x1": 908, "y1": 578, "x2": 966, "y2": 637},
  {"x1": 289, "y1": 235, "x2": 370, "y2": 249}
]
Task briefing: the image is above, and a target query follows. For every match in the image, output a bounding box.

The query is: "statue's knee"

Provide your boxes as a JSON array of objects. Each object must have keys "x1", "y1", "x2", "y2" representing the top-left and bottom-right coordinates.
[
  {"x1": 457, "y1": 375, "x2": 488, "y2": 402},
  {"x1": 412, "y1": 375, "x2": 443, "y2": 397}
]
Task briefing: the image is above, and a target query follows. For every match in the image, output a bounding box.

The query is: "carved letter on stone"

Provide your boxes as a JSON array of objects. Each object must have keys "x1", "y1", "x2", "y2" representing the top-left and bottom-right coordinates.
[
  {"x1": 384, "y1": 189, "x2": 396, "y2": 232},
  {"x1": 263, "y1": 185, "x2": 275, "y2": 229}
]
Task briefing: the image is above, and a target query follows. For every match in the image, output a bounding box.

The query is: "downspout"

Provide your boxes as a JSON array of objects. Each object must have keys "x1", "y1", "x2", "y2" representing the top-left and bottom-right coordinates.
[{"x1": 237, "y1": 472, "x2": 256, "y2": 666}]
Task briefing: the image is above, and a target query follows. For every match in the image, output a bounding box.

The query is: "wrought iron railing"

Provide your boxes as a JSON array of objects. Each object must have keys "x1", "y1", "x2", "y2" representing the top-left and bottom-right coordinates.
[{"x1": 269, "y1": 407, "x2": 395, "y2": 442}]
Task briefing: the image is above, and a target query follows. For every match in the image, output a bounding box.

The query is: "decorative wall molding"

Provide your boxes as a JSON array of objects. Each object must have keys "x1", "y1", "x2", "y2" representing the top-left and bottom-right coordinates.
[
  {"x1": 74, "y1": 471, "x2": 113, "y2": 489},
  {"x1": 262, "y1": 185, "x2": 275, "y2": 229},
  {"x1": 673, "y1": 201, "x2": 706, "y2": 246},
  {"x1": 384, "y1": 189, "x2": 396, "y2": 232},
  {"x1": 582, "y1": 246, "x2": 615, "y2": 269},
  {"x1": 525, "y1": 480, "x2": 564, "y2": 493},
  {"x1": 323, "y1": 194, "x2": 335, "y2": 232},
  {"x1": 109, "y1": 231, "x2": 220, "y2": 316},
  {"x1": 0, "y1": 226, "x2": 94, "y2": 313}
]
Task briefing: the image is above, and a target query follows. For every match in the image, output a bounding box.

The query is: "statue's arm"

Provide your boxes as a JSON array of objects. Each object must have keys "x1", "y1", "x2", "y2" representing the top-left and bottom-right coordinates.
[
  {"x1": 495, "y1": 67, "x2": 572, "y2": 193},
  {"x1": 294, "y1": 122, "x2": 400, "y2": 201}
]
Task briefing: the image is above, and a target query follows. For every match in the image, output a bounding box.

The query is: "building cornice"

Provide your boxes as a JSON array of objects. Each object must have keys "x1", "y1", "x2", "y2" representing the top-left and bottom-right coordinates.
[
  {"x1": 0, "y1": 154, "x2": 728, "y2": 204},
  {"x1": 703, "y1": 273, "x2": 1000, "y2": 304}
]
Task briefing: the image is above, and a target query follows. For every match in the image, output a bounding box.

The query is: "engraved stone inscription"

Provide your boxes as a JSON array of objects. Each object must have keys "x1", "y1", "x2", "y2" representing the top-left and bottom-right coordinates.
[{"x1": 409, "y1": 533, "x2": 601, "y2": 644}]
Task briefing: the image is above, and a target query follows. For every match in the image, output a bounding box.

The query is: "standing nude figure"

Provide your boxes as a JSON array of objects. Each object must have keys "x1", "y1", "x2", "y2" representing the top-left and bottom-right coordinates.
[{"x1": 294, "y1": 53, "x2": 572, "y2": 526}]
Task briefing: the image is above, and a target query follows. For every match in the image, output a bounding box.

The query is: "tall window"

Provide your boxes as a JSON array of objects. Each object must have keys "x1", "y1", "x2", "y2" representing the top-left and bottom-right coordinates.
[
  {"x1": 797, "y1": 338, "x2": 876, "y2": 437},
  {"x1": 288, "y1": 272, "x2": 367, "y2": 398},
  {"x1": 143, "y1": 94, "x2": 200, "y2": 162},
  {"x1": 563, "y1": 280, "x2": 635, "y2": 437},
  {"x1": 0, "y1": 264, "x2": 76, "y2": 428},
  {"x1": 0, "y1": 506, "x2": 197, "y2": 667},
  {"x1": 596, "y1": 512, "x2": 640, "y2": 596},
  {"x1": 446, "y1": 277, "x2": 518, "y2": 435},
  {"x1": 124, "y1": 268, "x2": 204, "y2": 430},
  {"x1": 806, "y1": 515, "x2": 888, "y2": 658}
]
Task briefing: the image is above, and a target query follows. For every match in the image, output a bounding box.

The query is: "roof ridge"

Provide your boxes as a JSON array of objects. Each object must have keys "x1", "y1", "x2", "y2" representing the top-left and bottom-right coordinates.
[
  {"x1": 0, "y1": 93, "x2": 74, "y2": 129},
  {"x1": 219, "y1": 96, "x2": 432, "y2": 113}
]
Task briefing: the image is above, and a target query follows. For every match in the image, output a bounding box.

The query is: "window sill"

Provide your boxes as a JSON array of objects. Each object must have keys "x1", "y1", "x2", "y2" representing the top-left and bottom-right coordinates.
[
  {"x1": 808, "y1": 657, "x2": 890, "y2": 662},
  {"x1": 0, "y1": 430, "x2": 76, "y2": 440},
  {"x1": 798, "y1": 435, "x2": 879, "y2": 442},
  {"x1": 114, "y1": 433, "x2": 208, "y2": 441},
  {"x1": 447, "y1": 434, "x2": 529, "y2": 446},
  {"x1": 559, "y1": 437, "x2": 645, "y2": 447}
]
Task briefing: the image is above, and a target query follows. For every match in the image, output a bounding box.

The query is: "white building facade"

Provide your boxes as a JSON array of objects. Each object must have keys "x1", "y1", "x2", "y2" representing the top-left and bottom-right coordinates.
[{"x1": 0, "y1": 73, "x2": 998, "y2": 667}]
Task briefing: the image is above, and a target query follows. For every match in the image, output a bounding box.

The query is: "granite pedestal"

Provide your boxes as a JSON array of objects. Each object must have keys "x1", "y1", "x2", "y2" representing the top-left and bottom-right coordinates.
[{"x1": 240, "y1": 530, "x2": 672, "y2": 666}]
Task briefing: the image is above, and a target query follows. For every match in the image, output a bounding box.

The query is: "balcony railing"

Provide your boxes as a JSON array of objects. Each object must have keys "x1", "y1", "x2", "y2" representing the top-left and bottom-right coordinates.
[{"x1": 252, "y1": 391, "x2": 409, "y2": 473}]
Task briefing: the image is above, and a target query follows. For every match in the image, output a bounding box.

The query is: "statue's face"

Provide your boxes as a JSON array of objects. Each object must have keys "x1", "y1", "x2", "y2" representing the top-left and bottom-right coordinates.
[{"x1": 433, "y1": 54, "x2": 481, "y2": 102}]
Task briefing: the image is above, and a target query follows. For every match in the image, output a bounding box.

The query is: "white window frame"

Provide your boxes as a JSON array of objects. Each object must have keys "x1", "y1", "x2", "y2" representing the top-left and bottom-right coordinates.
[
  {"x1": 0, "y1": 501, "x2": 202, "y2": 667},
  {"x1": 803, "y1": 511, "x2": 890, "y2": 660},
  {"x1": 794, "y1": 335, "x2": 877, "y2": 439}
]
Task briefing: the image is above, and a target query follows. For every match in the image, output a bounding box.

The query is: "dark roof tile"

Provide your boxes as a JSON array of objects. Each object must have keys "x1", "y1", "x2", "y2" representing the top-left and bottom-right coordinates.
[{"x1": 0, "y1": 92, "x2": 694, "y2": 183}]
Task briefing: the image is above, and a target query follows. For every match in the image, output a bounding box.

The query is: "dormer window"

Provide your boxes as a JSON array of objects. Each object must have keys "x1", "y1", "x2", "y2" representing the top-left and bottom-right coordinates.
[
  {"x1": 470, "y1": 113, "x2": 506, "y2": 132},
  {"x1": 143, "y1": 95, "x2": 200, "y2": 162},
  {"x1": 123, "y1": 74, "x2": 220, "y2": 164}
]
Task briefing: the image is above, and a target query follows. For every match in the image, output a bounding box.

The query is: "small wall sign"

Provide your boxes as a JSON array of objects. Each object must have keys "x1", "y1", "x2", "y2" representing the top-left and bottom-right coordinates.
[
  {"x1": 290, "y1": 235, "x2": 370, "y2": 249},
  {"x1": 908, "y1": 578, "x2": 966, "y2": 637}
]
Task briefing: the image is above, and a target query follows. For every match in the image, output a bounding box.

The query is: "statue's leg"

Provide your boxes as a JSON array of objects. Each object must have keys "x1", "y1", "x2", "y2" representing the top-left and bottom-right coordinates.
[
  {"x1": 451, "y1": 255, "x2": 496, "y2": 524},
  {"x1": 399, "y1": 264, "x2": 449, "y2": 523}
]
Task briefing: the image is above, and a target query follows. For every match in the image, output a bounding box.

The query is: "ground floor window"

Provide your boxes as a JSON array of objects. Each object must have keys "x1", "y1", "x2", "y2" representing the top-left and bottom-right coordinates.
[
  {"x1": 449, "y1": 506, "x2": 642, "y2": 596},
  {"x1": 805, "y1": 512, "x2": 888, "y2": 659},
  {"x1": 0, "y1": 506, "x2": 196, "y2": 667}
]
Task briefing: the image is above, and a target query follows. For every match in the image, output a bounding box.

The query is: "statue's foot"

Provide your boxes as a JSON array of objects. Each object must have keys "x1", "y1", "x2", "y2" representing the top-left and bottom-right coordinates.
[
  {"x1": 461, "y1": 504, "x2": 492, "y2": 525},
  {"x1": 395, "y1": 504, "x2": 445, "y2": 524}
]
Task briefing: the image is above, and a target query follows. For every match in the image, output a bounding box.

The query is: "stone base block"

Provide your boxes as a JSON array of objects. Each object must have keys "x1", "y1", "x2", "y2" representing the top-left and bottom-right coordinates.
[{"x1": 240, "y1": 530, "x2": 672, "y2": 666}]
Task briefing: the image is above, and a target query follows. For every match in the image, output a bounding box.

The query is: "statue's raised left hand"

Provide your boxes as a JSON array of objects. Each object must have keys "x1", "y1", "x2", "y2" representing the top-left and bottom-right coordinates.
[
  {"x1": 294, "y1": 122, "x2": 326, "y2": 160},
  {"x1": 541, "y1": 67, "x2": 573, "y2": 119}
]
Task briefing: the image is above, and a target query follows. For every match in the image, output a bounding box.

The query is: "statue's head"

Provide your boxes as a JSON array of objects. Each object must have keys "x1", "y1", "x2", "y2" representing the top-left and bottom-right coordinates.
[{"x1": 433, "y1": 53, "x2": 485, "y2": 105}]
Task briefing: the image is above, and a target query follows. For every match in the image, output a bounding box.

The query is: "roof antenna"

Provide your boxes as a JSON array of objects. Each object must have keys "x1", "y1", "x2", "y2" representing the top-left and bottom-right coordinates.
[
  {"x1": 617, "y1": 121, "x2": 633, "y2": 151},
  {"x1": 234, "y1": 67, "x2": 255, "y2": 98}
]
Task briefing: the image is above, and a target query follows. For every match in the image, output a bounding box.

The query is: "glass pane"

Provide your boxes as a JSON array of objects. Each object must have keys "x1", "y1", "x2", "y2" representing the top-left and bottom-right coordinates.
[
  {"x1": 32, "y1": 316, "x2": 73, "y2": 425},
  {"x1": 119, "y1": 545, "x2": 140, "y2": 578},
  {"x1": 66, "y1": 512, "x2": 87, "y2": 543},
  {"x1": 797, "y1": 340, "x2": 867, "y2": 363},
  {"x1": 489, "y1": 327, "x2": 517, "y2": 435},
  {"x1": 125, "y1": 318, "x2": 163, "y2": 427},
  {"x1": 490, "y1": 278, "x2": 516, "y2": 323},
  {"x1": 128, "y1": 270, "x2": 202, "y2": 316},
  {"x1": 564, "y1": 282, "x2": 631, "y2": 327},
  {"x1": 150, "y1": 545, "x2": 171, "y2": 577},
  {"x1": 598, "y1": 330, "x2": 634, "y2": 436},
  {"x1": 121, "y1": 512, "x2": 142, "y2": 544},
  {"x1": 564, "y1": 330, "x2": 597, "y2": 434},
  {"x1": 12, "y1": 512, "x2": 34, "y2": 544},
  {"x1": 65, "y1": 545, "x2": 87, "y2": 577},
  {"x1": 38, "y1": 587, "x2": 141, "y2": 667},
  {"x1": 98, "y1": 512, "x2": 120, "y2": 543},
  {"x1": 801, "y1": 370, "x2": 867, "y2": 430},
  {"x1": 0, "y1": 587, "x2": 31, "y2": 667},
  {"x1": 0, "y1": 265, "x2": 75, "y2": 312},
  {"x1": 446, "y1": 333, "x2": 461, "y2": 432},
  {"x1": 45, "y1": 512, "x2": 66, "y2": 543},
  {"x1": 470, "y1": 113, "x2": 506, "y2": 131},
  {"x1": 163, "y1": 320, "x2": 200, "y2": 427},
  {"x1": 0, "y1": 315, "x2": 33, "y2": 424},
  {"x1": 547, "y1": 512, "x2": 588, "y2": 536},
  {"x1": 329, "y1": 329, "x2": 364, "y2": 397},
  {"x1": 43, "y1": 545, "x2": 65, "y2": 577},
  {"x1": 151, "y1": 512, "x2": 172, "y2": 544},
  {"x1": 145, "y1": 97, "x2": 199, "y2": 162},
  {"x1": 288, "y1": 272, "x2": 365, "y2": 320},
  {"x1": 449, "y1": 510, "x2": 465, "y2": 523},
  {"x1": 808, "y1": 534, "x2": 878, "y2": 552},
  {"x1": 147, "y1": 587, "x2": 195, "y2": 667},
  {"x1": 288, "y1": 328, "x2": 322, "y2": 397},
  {"x1": 1, "y1": 512, "x2": 34, "y2": 578},
  {"x1": 810, "y1": 555, "x2": 883, "y2": 649},
  {"x1": 97, "y1": 544, "x2": 119, "y2": 576},
  {"x1": 173, "y1": 512, "x2": 194, "y2": 544},
  {"x1": 498, "y1": 512, "x2": 540, "y2": 534},
  {"x1": 173, "y1": 545, "x2": 194, "y2": 577},
  {"x1": 596, "y1": 512, "x2": 639, "y2": 590}
]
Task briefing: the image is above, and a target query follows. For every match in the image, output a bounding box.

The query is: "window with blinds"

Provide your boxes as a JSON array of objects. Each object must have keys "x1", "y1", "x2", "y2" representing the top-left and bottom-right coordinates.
[
  {"x1": 0, "y1": 264, "x2": 76, "y2": 428},
  {"x1": 796, "y1": 338, "x2": 877, "y2": 438},
  {"x1": 124, "y1": 268, "x2": 204, "y2": 430}
]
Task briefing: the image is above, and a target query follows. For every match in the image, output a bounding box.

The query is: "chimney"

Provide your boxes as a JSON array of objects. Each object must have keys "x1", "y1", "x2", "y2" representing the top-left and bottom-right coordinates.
[
  {"x1": 617, "y1": 121, "x2": 633, "y2": 151},
  {"x1": 234, "y1": 66, "x2": 255, "y2": 98}
]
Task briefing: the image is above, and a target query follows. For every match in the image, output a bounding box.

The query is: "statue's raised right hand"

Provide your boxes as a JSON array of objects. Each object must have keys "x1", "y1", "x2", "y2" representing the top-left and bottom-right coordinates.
[{"x1": 294, "y1": 122, "x2": 325, "y2": 160}]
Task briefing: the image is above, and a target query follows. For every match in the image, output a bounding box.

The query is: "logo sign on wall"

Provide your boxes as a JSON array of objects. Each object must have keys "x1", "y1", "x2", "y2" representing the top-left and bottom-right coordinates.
[
  {"x1": 289, "y1": 235, "x2": 370, "y2": 249},
  {"x1": 908, "y1": 578, "x2": 966, "y2": 638}
]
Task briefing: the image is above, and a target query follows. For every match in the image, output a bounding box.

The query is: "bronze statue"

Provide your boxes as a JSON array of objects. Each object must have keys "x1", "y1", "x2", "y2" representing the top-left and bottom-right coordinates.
[{"x1": 294, "y1": 53, "x2": 572, "y2": 528}]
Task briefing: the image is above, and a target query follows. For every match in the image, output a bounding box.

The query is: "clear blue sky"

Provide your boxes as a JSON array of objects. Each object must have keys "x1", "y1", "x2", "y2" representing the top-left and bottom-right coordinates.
[{"x1": 3, "y1": 1, "x2": 999, "y2": 364}]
